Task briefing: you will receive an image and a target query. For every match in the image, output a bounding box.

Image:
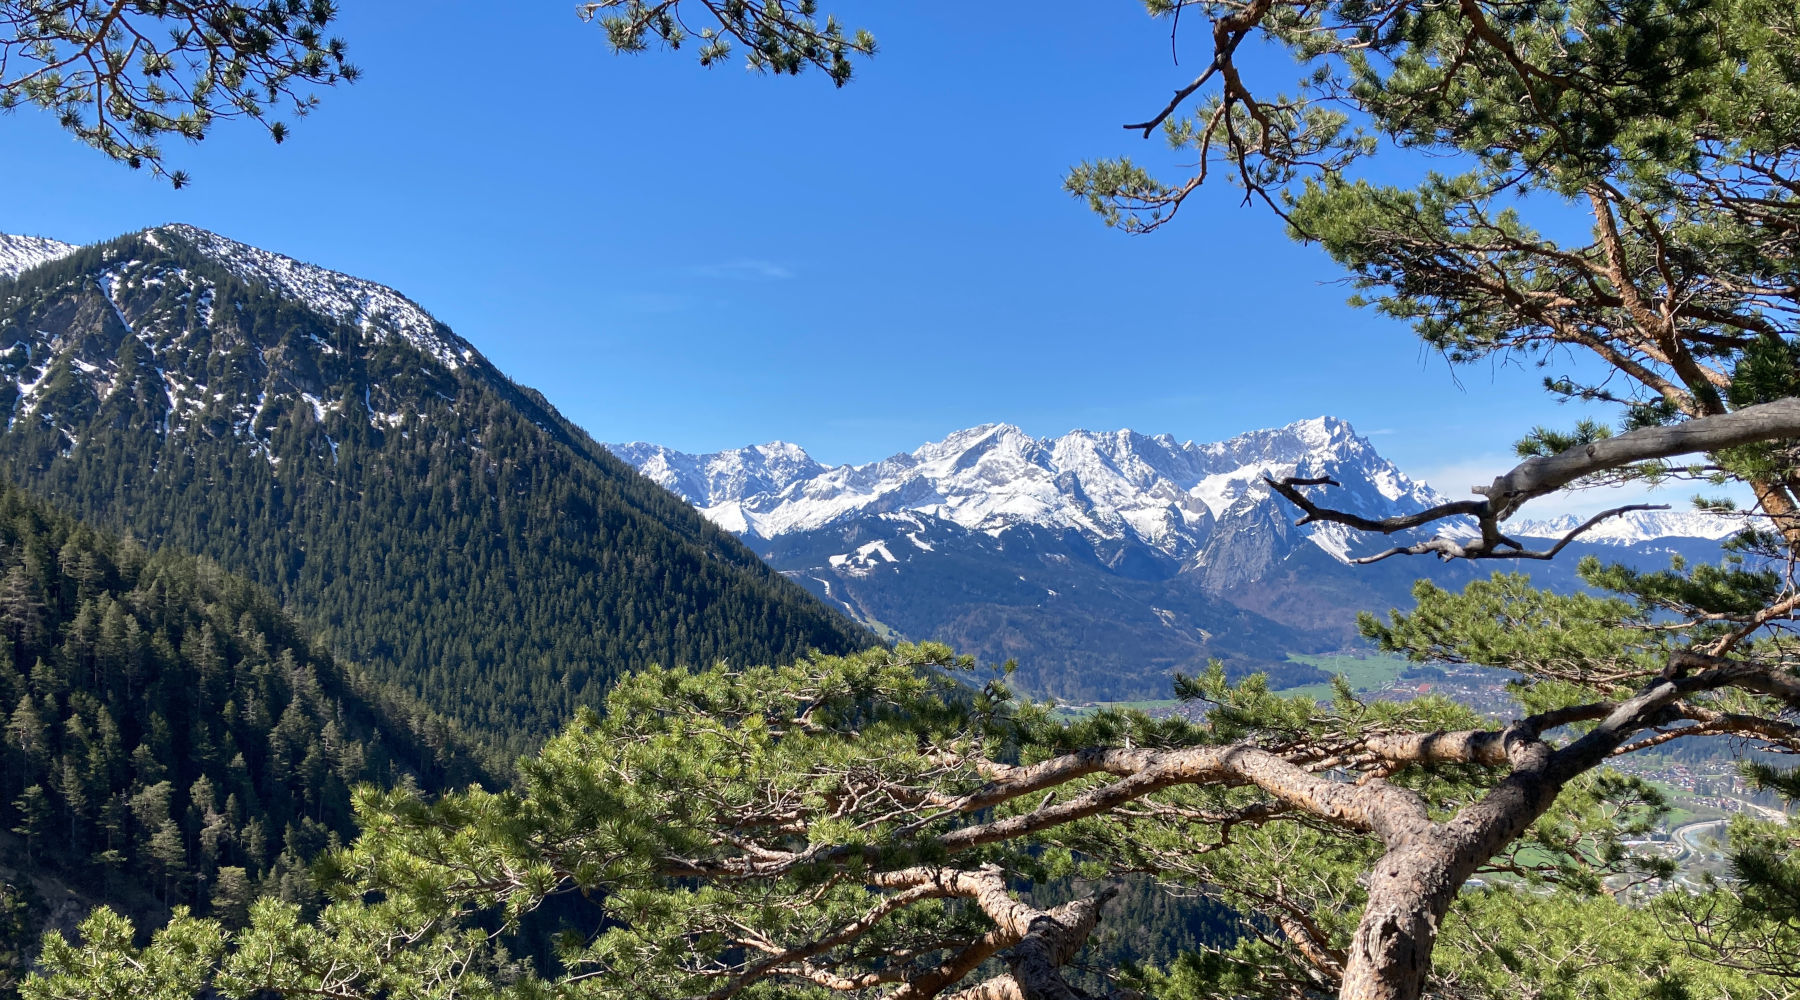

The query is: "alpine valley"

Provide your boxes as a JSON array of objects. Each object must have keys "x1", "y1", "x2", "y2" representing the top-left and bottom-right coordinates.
[{"x1": 608, "y1": 424, "x2": 1746, "y2": 700}]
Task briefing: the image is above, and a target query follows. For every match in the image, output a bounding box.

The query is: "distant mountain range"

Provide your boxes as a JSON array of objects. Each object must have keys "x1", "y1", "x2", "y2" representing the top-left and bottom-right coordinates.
[
  {"x1": 0, "y1": 226, "x2": 868, "y2": 749},
  {"x1": 609, "y1": 423, "x2": 1742, "y2": 699}
]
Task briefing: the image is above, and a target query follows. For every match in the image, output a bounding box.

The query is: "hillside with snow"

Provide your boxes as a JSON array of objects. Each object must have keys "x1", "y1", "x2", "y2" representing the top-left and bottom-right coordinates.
[
  {"x1": 150, "y1": 224, "x2": 477, "y2": 370},
  {"x1": 0, "y1": 233, "x2": 78, "y2": 280}
]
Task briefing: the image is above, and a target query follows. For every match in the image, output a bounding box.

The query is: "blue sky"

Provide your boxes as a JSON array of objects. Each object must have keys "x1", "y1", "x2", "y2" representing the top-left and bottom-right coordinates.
[{"x1": 0, "y1": 3, "x2": 1685, "y2": 516}]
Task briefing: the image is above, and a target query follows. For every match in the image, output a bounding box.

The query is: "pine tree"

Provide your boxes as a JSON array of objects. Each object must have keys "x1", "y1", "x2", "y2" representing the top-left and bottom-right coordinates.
[
  {"x1": 0, "y1": 3, "x2": 357, "y2": 186},
  {"x1": 9, "y1": 786, "x2": 48, "y2": 865},
  {"x1": 0, "y1": 481, "x2": 485, "y2": 993}
]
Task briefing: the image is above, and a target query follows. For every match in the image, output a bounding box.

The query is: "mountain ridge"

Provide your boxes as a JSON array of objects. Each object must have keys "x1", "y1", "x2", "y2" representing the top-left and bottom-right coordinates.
[
  {"x1": 609, "y1": 417, "x2": 1439, "y2": 558},
  {"x1": 608, "y1": 420, "x2": 1738, "y2": 553},
  {"x1": 607, "y1": 423, "x2": 1743, "y2": 700},
  {"x1": 0, "y1": 223, "x2": 871, "y2": 748},
  {"x1": 0, "y1": 233, "x2": 79, "y2": 281}
]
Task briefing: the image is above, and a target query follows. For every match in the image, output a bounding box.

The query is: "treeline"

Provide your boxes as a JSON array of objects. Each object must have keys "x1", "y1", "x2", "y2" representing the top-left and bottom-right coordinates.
[
  {"x1": 0, "y1": 480, "x2": 487, "y2": 988},
  {"x1": 0, "y1": 233, "x2": 871, "y2": 752}
]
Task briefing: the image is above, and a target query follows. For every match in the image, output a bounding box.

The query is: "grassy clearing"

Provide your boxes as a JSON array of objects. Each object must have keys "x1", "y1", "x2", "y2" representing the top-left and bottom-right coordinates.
[
  {"x1": 1272, "y1": 653, "x2": 1413, "y2": 701},
  {"x1": 1050, "y1": 698, "x2": 1183, "y2": 719}
]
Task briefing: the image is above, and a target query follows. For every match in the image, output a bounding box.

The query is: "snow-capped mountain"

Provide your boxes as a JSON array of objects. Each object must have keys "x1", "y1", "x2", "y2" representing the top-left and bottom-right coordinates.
[
  {"x1": 605, "y1": 420, "x2": 1469, "y2": 697},
  {"x1": 0, "y1": 223, "x2": 499, "y2": 451},
  {"x1": 0, "y1": 233, "x2": 79, "y2": 280},
  {"x1": 608, "y1": 440, "x2": 827, "y2": 514},
  {"x1": 1508, "y1": 508, "x2": 1750, "y2": 545},
  {"x1": 612, "y1": 418, "x2": 1446, "y2": 569},
  {"x1": 609, "y1": 424, "x2": 1744, "y2": 700},
  {"x1": 148, "y1": 224, "x2": 477, "y2": 370}
]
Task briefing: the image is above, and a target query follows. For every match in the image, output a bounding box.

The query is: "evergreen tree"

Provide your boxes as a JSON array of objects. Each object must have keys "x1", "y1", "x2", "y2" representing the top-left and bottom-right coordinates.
[
  {"x1": 7, "y1": 786, "x2": 48, "y2": 866},
  {"x1": 0, "y1": 1, "x2": 357, "y2": 186}
]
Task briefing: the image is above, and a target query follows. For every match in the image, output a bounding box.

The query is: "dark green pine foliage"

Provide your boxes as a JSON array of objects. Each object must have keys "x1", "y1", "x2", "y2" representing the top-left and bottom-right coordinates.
[
  {"x1": 0, "y1": 479, "x2": 486, "y2": 990},
  {"x1": 0, "y1": 229, "x2": 871, "y2": 752}
]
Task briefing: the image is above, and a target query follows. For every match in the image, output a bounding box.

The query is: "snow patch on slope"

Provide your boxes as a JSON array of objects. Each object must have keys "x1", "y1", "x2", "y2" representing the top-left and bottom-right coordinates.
[
  {"x1": 156, "y1": 224, "x2": 477, "y2": 371},
  {"x1": 0, "y1": 234, "x2": 79, "y2": 281}
]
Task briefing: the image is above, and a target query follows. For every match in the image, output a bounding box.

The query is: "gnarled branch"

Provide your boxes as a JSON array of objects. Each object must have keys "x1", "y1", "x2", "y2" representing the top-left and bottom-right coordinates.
[{"x1": 1266, "y1": 396, "x2": 1800, "y2": 562}]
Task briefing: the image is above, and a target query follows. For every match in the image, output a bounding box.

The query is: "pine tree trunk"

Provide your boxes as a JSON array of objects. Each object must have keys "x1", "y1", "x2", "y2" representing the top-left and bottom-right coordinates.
[{"x1": 1338, "y1": 845, "x2": 1459, "y2": 1000}]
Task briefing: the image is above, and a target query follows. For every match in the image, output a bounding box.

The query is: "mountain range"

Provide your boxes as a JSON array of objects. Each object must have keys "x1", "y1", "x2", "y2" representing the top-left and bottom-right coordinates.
[
  {"x1": 0, "y1": 226, "x2": 869, "y2": 752},
  {"x1": 0, "y1": 221, "x2": 1745, "y2": 706},
  {"x1": 608, "y1": 422, "x2": 1743, "y2": 699}
]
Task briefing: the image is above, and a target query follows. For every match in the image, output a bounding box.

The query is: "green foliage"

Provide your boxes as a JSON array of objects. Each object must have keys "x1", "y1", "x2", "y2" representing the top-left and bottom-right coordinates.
[
  {"x1": 577, "y1": 0, "x2": 875, "y2": 86},
  {"x1": 26, "y1": 906, "x2": 223, "y2": 1000},
  {"x1": 1434, "y1": 890, "x2": 1769, "y2": 999},
  {"x1": 1580, "y1": 556, "x2": 1782, "y2": 623},
  {"x1": 1360, "y1": 573, "x2": 1667, "y2": 694},
  {"x1": 1726, "y1": 335, "x2": 1800, "y2": 410},
  {"x1": 24, "y1": 644, "x2": 1004, "y2": 999},
  {"x1": 14, "y1": 635, "x2": 1796, "y2": 998},
  {"x1": 0, "y1": 882, "x2": 35, "y2": 997},
  {"x1": 1516, "y1": 420, "x2": 1613, "y2": 460},
  {"x1": 1132, "y1": 888, "x2": 1775, "y2": 998},
  {"x1": 1073, "y1": 0, "x2": 1800, "y2": 508},
  {"x1": 0, "y1": 1, "x2": 357, "y2": 186}
]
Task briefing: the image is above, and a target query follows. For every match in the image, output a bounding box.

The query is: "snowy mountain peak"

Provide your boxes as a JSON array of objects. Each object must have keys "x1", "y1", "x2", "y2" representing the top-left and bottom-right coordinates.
[
  {"x1": 0, "y1": 223, "x2": 541, "y2": 468},
  {"x1": 0, "y1": 233, "x2": 80, "y2": 281},
  {"x1": 1294, "y1": 414, "x2": 1352, "y2": 445},
  {"x1": 608, "y1": 439, "x2": 828, "y2": 512},
  {"x1": 147, "y1": 224, "x2": 479, "y2": 371},
  {"x1": 3, "y1": 225, "x2": 484, "y2": 374},
  {"x1": 1508, "y1": 507, "x2": 1751, "y2": 544},
  {"x1": 607, "y1": 418, "x2": 1443, "y2": 565}
]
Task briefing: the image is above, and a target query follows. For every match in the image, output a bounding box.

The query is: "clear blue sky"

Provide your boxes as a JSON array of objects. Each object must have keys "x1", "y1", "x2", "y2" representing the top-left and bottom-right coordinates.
[{"x1": 0, "y1": 2, "x2": 1675, "y2": 515}]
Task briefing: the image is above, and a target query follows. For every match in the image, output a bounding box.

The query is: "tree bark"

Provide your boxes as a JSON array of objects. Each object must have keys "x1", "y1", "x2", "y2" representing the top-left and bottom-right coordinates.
[{"x1": 1337, "y1": 676, "x2": 1697, "y2": 998}]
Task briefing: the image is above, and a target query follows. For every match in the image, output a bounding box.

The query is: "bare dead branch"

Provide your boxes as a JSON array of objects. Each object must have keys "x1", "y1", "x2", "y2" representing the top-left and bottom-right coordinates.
[{"x1": 1348, "y1": 504, "x2": 1669, "y2": 564}]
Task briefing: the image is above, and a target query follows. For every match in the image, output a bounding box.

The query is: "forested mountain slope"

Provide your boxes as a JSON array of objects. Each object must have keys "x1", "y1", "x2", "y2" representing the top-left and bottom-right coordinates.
[
  {"x1": 0, "y1": 480, "x2": 487, "y2": 992},
  {"x1": 0, "y1": 226, "x2": 869, "y2": 750}
]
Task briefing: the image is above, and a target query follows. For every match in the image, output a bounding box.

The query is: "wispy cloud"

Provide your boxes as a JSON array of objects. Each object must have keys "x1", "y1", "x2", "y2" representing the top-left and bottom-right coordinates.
[{"x1": 694, "y1": 259, "x2": 795, "y2": 281}]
